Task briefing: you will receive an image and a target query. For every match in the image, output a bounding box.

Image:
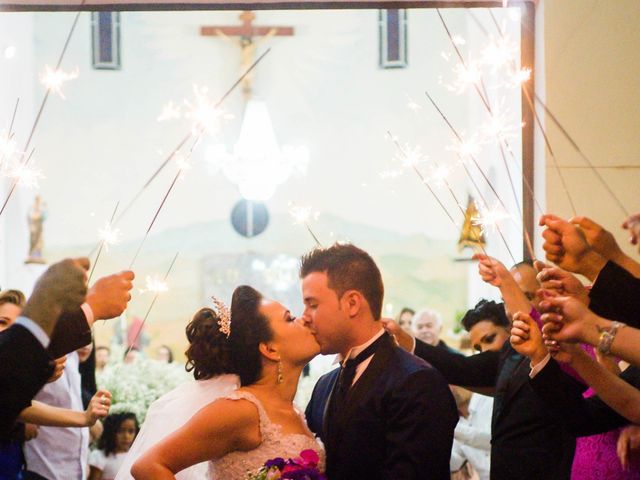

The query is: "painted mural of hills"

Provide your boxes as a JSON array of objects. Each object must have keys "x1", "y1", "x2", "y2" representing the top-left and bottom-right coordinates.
[{"x1": 48, "y1": 213, "x2": 468, "y2": 355}]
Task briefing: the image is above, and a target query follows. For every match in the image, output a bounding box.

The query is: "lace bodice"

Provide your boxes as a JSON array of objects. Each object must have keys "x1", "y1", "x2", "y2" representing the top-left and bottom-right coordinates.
[{"x1": 208, "y1": 391, "x2": 325, "y2": 480}]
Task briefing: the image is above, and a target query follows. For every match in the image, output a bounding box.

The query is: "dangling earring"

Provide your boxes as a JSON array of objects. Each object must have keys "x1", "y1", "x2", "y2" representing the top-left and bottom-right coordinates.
[{"x1": 277, "y1": 358, "x2": 284, "y2": 385}]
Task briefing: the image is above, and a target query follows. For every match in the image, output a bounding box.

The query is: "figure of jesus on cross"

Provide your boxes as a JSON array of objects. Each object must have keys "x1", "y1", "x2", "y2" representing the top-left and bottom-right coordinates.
[{"x1": 201, "y1": 11, "x2": 294, "y2": 100}]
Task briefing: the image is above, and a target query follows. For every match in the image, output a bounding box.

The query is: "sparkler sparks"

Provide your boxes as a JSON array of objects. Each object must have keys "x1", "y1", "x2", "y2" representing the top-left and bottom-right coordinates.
[
  {"x1": 97, "y1": 222, "x2": 122, "y2": 251},
  {"x1": 172, "y1": 151, "x2": 192, "y2": 178},
  {"x1": 288, "y1": 203, "x2": 322, "y2": 246},
  {"x1": 157, "y1": 101, "x2": 182, "y2": 122},
  {"x1": 472, "y1": 203, "x2": 511, "y2": 234},
  {"x1": 288, "y1": 203, "x2": 319, "y2": 225},
  {"x1": 447, "y1": 61, "x2": 482, "y2": 95},
  {"x1": 406, "y1": 95, "x2": 423, "y2": 113},
  {"x1": 396, "y1": 143, "x2": 427, "y2": 169},
  {"x1": 428, "y1": 164, "x2": 453, "y2": 188},
  {"x1": 184, "y1": 85, "x2": 233, "y2": 137},
  {"x1": 39, "y1": 66, "x2": 79, "y2": 99},
  {"x1": 509, "y1": 67, "x2": 532, "y2": 87},
  {"x1": 139, "y1": 274, "x2": 169, "y2": 295},
  {"x1": 447, "y1": 135, "x2": 481, "y2": 164},
  {"x1": 481, "y1": 107, "x2": 520, "y2": 144},
  {"x1": 480, "y1": 35, "x2": 518, "y2": 71},
  {"x1": 7, "y1": 161, "x2": 44, "y2": 189}
]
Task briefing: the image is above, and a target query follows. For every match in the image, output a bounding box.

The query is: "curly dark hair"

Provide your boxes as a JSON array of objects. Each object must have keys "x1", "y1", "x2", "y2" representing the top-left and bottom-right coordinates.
[
  {"x1": 185, "y1": 308, "x2": 233, "y2": 380},
  {"x1": 299, "y1": 243, "x2": 384, "y2": 319},
  {"x1": 229, "y1": 285, "x2": 273, "y2": 386},
  {"x1": 97, "y1": 412, "x2": 139, "y2": 456},
  {"x1": 461, "y1": 299, "x2": 509, "y2": 333}
]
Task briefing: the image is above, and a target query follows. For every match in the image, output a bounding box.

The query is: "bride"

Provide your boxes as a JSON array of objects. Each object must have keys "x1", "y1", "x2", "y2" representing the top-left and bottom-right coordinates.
[{"x1": 129, "y1": 285, "x2": 323, "y2": 479}]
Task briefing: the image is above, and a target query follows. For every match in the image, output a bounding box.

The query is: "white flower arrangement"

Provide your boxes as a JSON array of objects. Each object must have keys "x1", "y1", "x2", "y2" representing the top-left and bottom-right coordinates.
[{"x1": 97, "y1": 346, "x2": 192, "y2": 423}]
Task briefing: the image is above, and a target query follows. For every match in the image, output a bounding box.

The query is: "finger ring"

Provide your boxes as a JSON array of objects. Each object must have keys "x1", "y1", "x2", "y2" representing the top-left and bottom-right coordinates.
[{"x1": 100, "y1": 396, "x2": 106, "y2": 405}]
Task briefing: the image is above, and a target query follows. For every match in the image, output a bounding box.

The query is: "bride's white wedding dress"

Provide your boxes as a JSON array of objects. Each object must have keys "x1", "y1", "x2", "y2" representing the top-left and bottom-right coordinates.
[
  {"x1": 116, "y1": 375, "x2": 240, "y2": 480},
  {"x1": 209, "y1": 390, "x2": 325, "y2": 479},
  {"x1": 115, "y1": 375, "x2": 324, "y2": 480}
]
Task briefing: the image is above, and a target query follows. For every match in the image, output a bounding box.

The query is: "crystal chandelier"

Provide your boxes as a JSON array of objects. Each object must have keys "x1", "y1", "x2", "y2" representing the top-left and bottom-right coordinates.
[{"x1": 206, "y1": 99, "x2": 309, "y2": 201}]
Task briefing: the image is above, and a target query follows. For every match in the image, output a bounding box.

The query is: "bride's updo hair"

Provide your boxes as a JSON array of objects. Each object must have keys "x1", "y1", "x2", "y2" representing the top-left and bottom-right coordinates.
[
  {"x1": 185, "y1": 308, "x2": 232, "y2": 380},
  {"x1": 229, "y1": 285, "x2": 274, "y2": 386}
]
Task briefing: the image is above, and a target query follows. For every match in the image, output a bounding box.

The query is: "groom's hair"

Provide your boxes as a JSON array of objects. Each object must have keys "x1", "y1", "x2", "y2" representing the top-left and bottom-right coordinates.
[{"x1": 300, "y1": 243, "x2": 384, "y2": 320}]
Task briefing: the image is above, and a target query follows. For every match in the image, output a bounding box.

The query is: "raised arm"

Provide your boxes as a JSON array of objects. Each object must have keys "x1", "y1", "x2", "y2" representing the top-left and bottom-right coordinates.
[
  {"x1": 383, "y1": 319, "x2": 500, "y2": 390},
  {"x1": 541, "y1": 295, "x2": 640, "y2": 369},
  {"x1": 570, "y1": 216, "x2": 640, "y2": 278},
  {"x1": 19, "y1": 389, "x2": 111, "y2": 427},
  {"x1": 131, "y1": 398, "x2": 261, "y2": 479},
  {"x1": 473, "y1": 254, "x2": 531, "y2": 319}
]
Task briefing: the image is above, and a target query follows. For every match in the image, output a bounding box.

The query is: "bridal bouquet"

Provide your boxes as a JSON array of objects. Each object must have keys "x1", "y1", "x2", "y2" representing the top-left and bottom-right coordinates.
[{"x1": 247, "y1": 449, "x2": 325, "y2": 480}]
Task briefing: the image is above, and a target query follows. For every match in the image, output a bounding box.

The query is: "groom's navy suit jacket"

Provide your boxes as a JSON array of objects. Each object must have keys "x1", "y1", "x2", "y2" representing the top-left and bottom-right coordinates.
[{"x1": 306, "y1": 333, "x2": 458, "y2": 480}]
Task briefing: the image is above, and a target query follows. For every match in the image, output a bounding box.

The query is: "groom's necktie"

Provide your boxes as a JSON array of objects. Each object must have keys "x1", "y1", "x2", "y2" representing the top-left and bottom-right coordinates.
[{"x1": 334, "y1": 332, "x2": 387, "y2": 408}]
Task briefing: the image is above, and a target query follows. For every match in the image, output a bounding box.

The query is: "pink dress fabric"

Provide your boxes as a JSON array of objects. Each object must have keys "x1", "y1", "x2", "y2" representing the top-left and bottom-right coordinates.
[
  {"x1": 530, "y1": 309, "x2": 640, "y2": 477},
  {"x1": 571, "y1": 345, "x2": 640, "y2": 479}
]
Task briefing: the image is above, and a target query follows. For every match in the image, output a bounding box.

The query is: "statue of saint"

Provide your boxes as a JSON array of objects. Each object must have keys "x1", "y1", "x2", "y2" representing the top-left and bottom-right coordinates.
[
  {"x1": 457, "y1": 196, "x2": 485, "y2": 254},
  {"x1": 25, "y1": 195, "x2": 47, "y2": 264}
]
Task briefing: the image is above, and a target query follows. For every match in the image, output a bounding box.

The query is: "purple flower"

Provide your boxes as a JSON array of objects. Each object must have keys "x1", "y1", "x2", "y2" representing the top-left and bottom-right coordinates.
[
  {"x1": 281, "y1": 467, "x2": 326, "y2": 480},
  {"x1": 264, "y1": 457, "x2": 286, "y2": 470}
]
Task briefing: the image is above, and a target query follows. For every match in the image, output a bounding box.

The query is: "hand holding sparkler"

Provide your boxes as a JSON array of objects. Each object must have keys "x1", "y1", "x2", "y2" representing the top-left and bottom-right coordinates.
[
  {"x1": 570, "y1": 216, "x2": 640, "y2": 278},
  {"x1": 473, "y1": 253, "x2": 534, "y2": 319},
  {"x1": 539, "y1": 214, "x2": 606, "y2": 281},
  {"x1": 536, "y1": 264, "x2": 590, "y2": 306},
  {"x1": 85, "y1": 271, "x2": 135, "y2": 323},
  {"x1": 473, "y1": 253, "x2": 510, "y2": 288}
]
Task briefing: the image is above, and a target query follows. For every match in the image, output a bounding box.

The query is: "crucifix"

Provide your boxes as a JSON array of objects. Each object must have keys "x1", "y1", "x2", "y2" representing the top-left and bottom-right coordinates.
[{"x1": 201, "y1": 11, "x2": 294, "y2": 100}]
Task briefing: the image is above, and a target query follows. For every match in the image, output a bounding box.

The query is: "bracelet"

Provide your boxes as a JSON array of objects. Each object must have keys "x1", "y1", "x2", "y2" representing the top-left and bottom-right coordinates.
[{"x1": 596, "y1": 321, "x2": 625, "y2": 355}]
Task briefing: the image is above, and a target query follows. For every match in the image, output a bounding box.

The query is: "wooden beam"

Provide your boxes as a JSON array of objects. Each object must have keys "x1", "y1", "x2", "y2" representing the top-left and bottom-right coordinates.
[
  {"x1": 520, "y1": 0, "x2": 535, "y2": 261},
  {"x1": 1, "y1": 0, "x2": 536, "y2": 12}
]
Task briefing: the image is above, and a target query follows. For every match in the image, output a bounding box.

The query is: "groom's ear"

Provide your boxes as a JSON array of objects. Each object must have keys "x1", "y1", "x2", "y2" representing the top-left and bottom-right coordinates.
[
  {"x1": 342, "y1": 290, "x2": 364, "y2": 318},
  {"x1": 258, "y1": 342, "x2": 280, "y2": 362}
]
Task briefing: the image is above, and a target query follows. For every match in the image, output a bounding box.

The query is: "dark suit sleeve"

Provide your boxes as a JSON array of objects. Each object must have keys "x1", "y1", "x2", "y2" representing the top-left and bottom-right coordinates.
[
  {"x1": 589, "y1": 260, "x2": 640, "y2": 328},
  {"x1": 530, "y1": 359, "x2": 634, "y2": 436},
  {"x1": 381, "y1": 368, "x2": 458, "y2": 479},
  {"x1": 413, "y1": 338, "x2": 500, "y2": 388},
  {"x1": 0, "y1": 325, "x2": 54, "y2": 437},
  {"x1": 305, "y1": 382, "x2": 320, "y2": 437},
  {"x1": 47, "y1": 308, "x2": 92, "y2": 358}
]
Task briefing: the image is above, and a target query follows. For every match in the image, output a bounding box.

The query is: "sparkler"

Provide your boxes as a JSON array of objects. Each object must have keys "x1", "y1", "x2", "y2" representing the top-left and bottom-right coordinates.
[
  {"x1": 288, "y1": 203, "x2": 322, "y2": 247},
  {"x1": 125, "y1": 252, "x2": 179, "y2": 356},
  {"x1": 88, "y1": 202, "x2": 120, "y2": 284}
]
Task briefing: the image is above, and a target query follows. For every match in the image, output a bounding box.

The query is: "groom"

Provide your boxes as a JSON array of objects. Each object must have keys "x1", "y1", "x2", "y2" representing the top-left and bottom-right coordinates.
[{"x1": 302, "y1": 244, "x2": 458, "y2": 479}]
